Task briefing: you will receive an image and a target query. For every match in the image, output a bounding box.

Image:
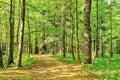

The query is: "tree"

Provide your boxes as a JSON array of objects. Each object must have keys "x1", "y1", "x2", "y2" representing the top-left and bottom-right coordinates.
[
  {"x1": 84, "y1": 0, "x2": 92, "y2": 64},
  {"x1": 0, "y1": 46, "x2": 3, "y2": 68},
  {"x1": 16, "y1": 0, "x2": 21, "y2": 51},
  {"x1": 109, "y1": 0, "x2": 113, "y2": 57},
  {"x1": 7, "y1": 0, "x2": 15, "y2": 67},
  {"x1": 61, "y1": 4, "x2": 66, "y2": 57},
  {"x1": 96, "y1": 0, "x2": 99, "y2": 57},
  {"x1": 76, "y1": 0, "x2": 80, "y2": 64},
  {"x1": 16, "y1": 0, "x2": 25, "y2": 67},
  {"x1": 70, "y1": 0, "x2": 75, "y2": 61},
  {"x1": 34, "y1": 23, "x2": 39, "y2": 54},
  {"x1": 27, "y1": 10, "x2": 32, "y2": 57}
]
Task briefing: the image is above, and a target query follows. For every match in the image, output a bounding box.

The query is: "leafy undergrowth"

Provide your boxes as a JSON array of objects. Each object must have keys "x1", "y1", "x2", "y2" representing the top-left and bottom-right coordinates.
[
  {"x1": 53, "y1": 53, "x2": 77, "y2": 64},
  {"x1": 0, "y1": 54, "x2": 95, "y2": 80},
  {"x1": 54, "y1": 53, "x2": 120, "y2": 80},
  {"x1": 82, "y1": 54, "x2": 120, "y2": 80},
  {"x1": 0, "y1": 53, "x2": 37, "y2": 71}
]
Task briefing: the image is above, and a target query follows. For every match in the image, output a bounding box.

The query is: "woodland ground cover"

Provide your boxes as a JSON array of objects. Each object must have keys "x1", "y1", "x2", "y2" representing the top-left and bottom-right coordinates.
[
  {"x1": 54, "y1": 53, "x2": 120, "y2": 80},
  {"x1": 0, "y1": 54, "x2": 37, "y2": 71}
]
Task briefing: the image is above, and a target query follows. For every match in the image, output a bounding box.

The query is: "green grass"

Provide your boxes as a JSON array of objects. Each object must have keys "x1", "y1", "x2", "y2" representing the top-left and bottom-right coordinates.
[
  {"x1": 0, "y1": 53, "x2": 37, "y2": 71},
  {"x1": 85, "y1": 54, "x2": 120, "y2": 80},
  {"x1": 54, "y1": 53, "x2": 120, "y2": 80},
  {"x1": 53, "y1": 53, "x2": 77, "y2": 64}
]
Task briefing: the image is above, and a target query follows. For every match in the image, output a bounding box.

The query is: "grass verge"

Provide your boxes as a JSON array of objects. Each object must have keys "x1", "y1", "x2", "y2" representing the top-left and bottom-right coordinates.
[
  {"x1": 53, "y1": 53, "x2": 120, "y2": 80},
  {"x1": 0, "y1": 53, "x2": 37, "y2": 71}
]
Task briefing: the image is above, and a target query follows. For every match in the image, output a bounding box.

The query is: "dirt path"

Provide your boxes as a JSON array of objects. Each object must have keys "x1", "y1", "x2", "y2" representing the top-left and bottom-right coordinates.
[{"x1": 0, "y1": 55, "x2": 97, "y2": 80}]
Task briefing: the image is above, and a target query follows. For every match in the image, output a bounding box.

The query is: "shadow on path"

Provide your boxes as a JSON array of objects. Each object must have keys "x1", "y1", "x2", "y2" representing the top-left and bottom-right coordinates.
[{"x1": 0, "y1": 54, "x2": 98, "y2": 80}]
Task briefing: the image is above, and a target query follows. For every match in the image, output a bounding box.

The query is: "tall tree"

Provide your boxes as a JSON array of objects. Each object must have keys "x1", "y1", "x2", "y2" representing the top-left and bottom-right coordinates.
[
  {"x1": 34, "y1": 30, "x2": 39, "y2": 54},
  {"x1": 100, "y1": 21, "x2": 104, "y2": 57},
  {"x1": 7, "y1": 0, "x2": 15, "y2": 67},
  {"x1": 84, "y1": 0, "x2": 92, "y2": 64},
  {"x1": 16, "y1": 0, "x2": 25, "y2": 67},
  {"x1": 27, "y1": 10, "x2": 32, "y2": 57},
  {"x1": 41, "y1": 26, "x2": 46, "y2": 54},
  {"x1": 70, "y1": 1, "x2": 75, "y2": 61},
  {"x1": 16, "y1": 0, "x2": 21, "y2": 51},
  {"x1": 0, "y1": 45, "x2": 3, "y2": 68},
  {"x1": 61, "y1": 4, "x2": 66, "y2": 57},
  {"x1": 96, "y1": 0, "x2": 99, "y2": 57},
  {"x1": 109, "y1": 0, "x2": 113, "y2": 57},
  {"x1": 76, "y1": 0, "x2": 80, "y2": 64}
]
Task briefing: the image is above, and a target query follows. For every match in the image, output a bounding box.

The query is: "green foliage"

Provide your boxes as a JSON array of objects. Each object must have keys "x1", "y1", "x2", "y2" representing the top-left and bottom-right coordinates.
[
  {"x1": 114, "y1": 40, "x2": 120, "y2": 54},
  {"x1": 53, "y1": 53, "x2": 77, "y2": 64},
  {"x1": 54, "y1": 53, "x2": 120, "y2": 79},
  {"x1": 80, "y1": 54, "x2": 120, "y2": 79},
  {"x1": 2, "y1": 53, "x2": 37, "y2": 69},
  {"x1": 21, "y1": 54, "x2": 37, "y2": 67}
]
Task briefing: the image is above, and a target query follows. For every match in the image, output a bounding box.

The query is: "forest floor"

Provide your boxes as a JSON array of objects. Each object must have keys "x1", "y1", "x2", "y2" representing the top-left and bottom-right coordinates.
[{"x1": 0, "y1": 54, "x2": 98, "y2": 80}]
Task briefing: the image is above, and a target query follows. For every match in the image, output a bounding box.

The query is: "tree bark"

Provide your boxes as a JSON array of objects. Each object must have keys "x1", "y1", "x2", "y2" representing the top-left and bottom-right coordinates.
[
  {"x1": 16, "y1": 0, "x2": 21, "y2": 52},
  {"x1": 0, "y1": 44, "x2": 3, "y2": 68},
  {"x1": 76, "y1": 0, "x2": 80, "y2": 64},
  {"x1": 7, "y1": 0, "x2": 15, "y2": 67},
  {"x1": 84, "y1": 0, "x2": 92, "y2": 64},
  {"x1": 61, "y1": 4, "x2": 66, "y2": 57},
  {"x1": 34, "y1": 37, "x2": 39, "y2": 54},
  {"x1": 70, "y1": 8, "x2": 75, "y2": 61},
  {"x1": 109, "y1": 2, "x2": 113, "y2": 57},
  {"x1": 27, "y1": 10, "x2": 32, "y2": 57},
  {"x1": 16, "y1": 0, "x2": 25, "y2": 67},
  {"x1": 96, "y1": 0, "x2": 99, "y2": 57}
]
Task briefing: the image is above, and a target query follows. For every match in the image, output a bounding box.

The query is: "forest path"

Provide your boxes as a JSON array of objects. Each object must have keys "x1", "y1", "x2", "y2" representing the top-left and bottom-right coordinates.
[{"x1": 0, "y1": 54, "x2": 97, "y2": 80}]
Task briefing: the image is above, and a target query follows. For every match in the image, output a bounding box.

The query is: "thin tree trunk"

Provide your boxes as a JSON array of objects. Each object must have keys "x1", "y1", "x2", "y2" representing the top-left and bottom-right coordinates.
[
  {"x1": 61, "y1": 4, "x2": 66, "y2": 57},
  {"x1": 0, "y1": 31, "x2": 3, "y2": 68},
  {"x1": 109, "y1": 2, "x2": 113, "y2": 57},
  {"x1": 0, "y1": 47, "x2": 3, "y2": 68},
  {"x1": 99, "y1": 19, "x2": 104, "y2": 57},
  {"x1": 92, "y1": 39, "x2": 96, "y2": 64},
  {"x1": 41, "y1": 26, "x2": 46, "y2": 54},
  {"x1": 34, "y1": 37, "x2": 39, "y2": 54},
  {"x1": 84, "y1": 0, "x2": 92, "y2": 64},
  {"x1": 100, "y1": 28, "x2": 104, "y2": 57},
  {"x1": 27, "y1": 10, "x2": 32, "y2": 57},
  {"x1": 76, "y1": 0, "x2": 80, "y2": 64},
  {"x1": 70, "y1": 14, "x2": 75, "y2": 60},
  {"x1": 34, "y1": 22, "x2": 39, "y2": 54},
  {"x1": 16, "y1": 0, "x2": 25, "y2": 67},
  {"x1": 96, "y1": 0, "x2": 99, "y2": 57},
  {"x1": 16, "y1": 0, "x2": 21, "y2": 52},
  {"x1": 0, "y1": 18, "x2": 3, "y2": 57}
]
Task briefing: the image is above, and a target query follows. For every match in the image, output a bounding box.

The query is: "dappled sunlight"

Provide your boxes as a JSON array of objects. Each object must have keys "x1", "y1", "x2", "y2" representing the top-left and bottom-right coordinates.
[{"x1": 0, "y1": 54, "x2": 97, "y2": 80}]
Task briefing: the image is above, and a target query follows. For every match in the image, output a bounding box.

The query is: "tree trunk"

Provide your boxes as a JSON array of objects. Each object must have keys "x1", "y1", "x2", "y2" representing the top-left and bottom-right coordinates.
[
  {"x1": 84, "y1": 0, "x2": 92, "y2": 64},
  {"x1": 99, "y1": 19, "x2": 104, "y2": 57},
  {"x1": 0, "y1": 45, "x2": 3, "y2": 68},
  {"x1": 34, "y1": 37, "x2": 39, "y2": 54},
  {"x1": 96, "y1": 0, "x2": 99, "y2": 57},
  {"x1": 52, "y1": 43, "x2": 55, "y2": 55},
  {"x1": 16, "y1": 0, "x2": 25, "y2": 67},
  {"x1": 7, "y1": 0, "x2": 15, "y2": 67},
  {"x1": 41, "y1": 44, "x2": 46, "y2": 54},
  {"x1": 41, "y1": 24, "x2": 46, "y2": 54},
  {"x1": 16, "y1": 0, "x2": 21, "y2": 52},
  {"x1": 27, "y1": 10, "x2": 32, "y2": 57},
  {"x1": 100, "y1": 29, "x2": 104, "y2": 57},
  {"x1": 76, "y1": 0, "x2": 80, "y2": 64},
  {"x1": 61, "y1": 4, "x2": 66, "y2": 57},
  {"x1": 70, "y1": 10, "x2": 75, "y2": 60},
  {"x1": 109, "y1": 2, "x2": 113, "y2": 57}
]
